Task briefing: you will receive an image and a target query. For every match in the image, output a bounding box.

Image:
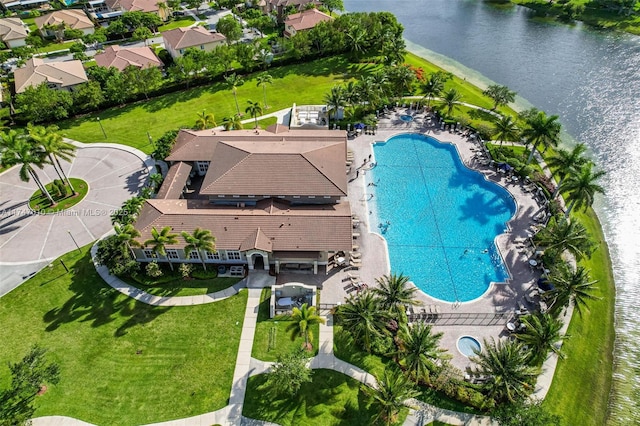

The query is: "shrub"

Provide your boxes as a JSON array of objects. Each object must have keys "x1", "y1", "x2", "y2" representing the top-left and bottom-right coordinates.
[
  {"x1": 152, "y1": 129, "x2": 178, "y2": 161},
  {"x1": 179, "y1": 263, "x2": 193, "y2": 278},
  {"x1": 192, "y1": 268, "x2": 217, "y2": 279},
  {"x1": 146, "y1": 261, "x2": 163, "y2": 277}
]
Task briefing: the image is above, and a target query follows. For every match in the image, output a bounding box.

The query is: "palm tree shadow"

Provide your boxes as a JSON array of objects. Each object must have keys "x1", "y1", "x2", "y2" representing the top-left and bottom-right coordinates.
[{"x1": 42, "y1": 250, "x2": 172, "y2": 336}]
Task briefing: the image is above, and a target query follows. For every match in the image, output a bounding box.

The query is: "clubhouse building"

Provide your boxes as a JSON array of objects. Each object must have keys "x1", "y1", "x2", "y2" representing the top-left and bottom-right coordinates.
[{"x1": 132, "y1": 124, "x2": 353, "y2": 273}]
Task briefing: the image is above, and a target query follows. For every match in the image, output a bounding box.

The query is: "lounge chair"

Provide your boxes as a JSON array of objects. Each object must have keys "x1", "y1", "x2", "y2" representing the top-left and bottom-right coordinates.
[{"x1": 350, "y1": 252, "x2": 362, "y2": 259}]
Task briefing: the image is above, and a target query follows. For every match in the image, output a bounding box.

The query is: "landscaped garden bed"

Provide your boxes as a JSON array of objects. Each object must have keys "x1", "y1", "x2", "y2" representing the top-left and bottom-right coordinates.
[{"x1": 29, "y1": 178, "x2": 88, "y2": 213}]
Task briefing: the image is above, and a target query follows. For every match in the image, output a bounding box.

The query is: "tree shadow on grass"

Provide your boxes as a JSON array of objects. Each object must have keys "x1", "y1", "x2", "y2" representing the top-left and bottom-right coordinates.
[{"x1": 42, "y1": 250, "x2": 172, "y2": 337}]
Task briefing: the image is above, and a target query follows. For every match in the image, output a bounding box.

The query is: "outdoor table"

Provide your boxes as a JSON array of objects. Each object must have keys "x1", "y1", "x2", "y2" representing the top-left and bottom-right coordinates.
[
  {"x1": 529, "y1": 259, "x2": 538, "y2": 267},
  {"x1": 506, "y1": 322, "x2": 516, "y2": 332}
]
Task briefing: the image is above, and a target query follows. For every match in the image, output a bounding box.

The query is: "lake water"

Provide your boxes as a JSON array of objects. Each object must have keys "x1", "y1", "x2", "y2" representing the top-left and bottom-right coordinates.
[{"x1": 343, "y1": 0, "x2": 640, "y2": 423}]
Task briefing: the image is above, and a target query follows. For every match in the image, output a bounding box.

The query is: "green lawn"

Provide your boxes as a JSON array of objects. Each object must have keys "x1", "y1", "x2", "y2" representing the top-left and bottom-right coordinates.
[
  {"x1": 0, "y1": 245, "x2": 248, "y2": 425},
  {"x1": 252, "y1": 288, "x2": 319, "y2": 361},
  {"x1": 58, "y1": 55, "x2": 354, "y2": 152},
  {"x1": 542, "y1": 207, "x2": 615, "y2": 426},
  {"x1": 243, "y1": 369, "x2": 408, "y2": 425},
  {"x1": 159, "y1": 17, "x2": 196, "y2": 32},
  {"x1": 29, "y1": 178, "x2": 88, "y2": 213},
  {"x1": 119, "y1": 271, "x2": 242, "y2": 297},
  {"x1": 37, "y1": 40, "x2": 76, "y2": 54}
]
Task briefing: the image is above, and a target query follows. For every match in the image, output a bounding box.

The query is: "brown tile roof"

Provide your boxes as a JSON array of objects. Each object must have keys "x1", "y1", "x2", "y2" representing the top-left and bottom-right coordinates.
[
  {"x1": 34, "y1": 9, "x2": 94, "y2": 31},
  {"x1": 14, "y1": 58, "x2": 88, "y2": 93},
  {"x1": 105, "y1": 0, "x2": 159, "y2": 13},
  {"x1": 162, "y1": 26, "x2": 226, "y2": 51},
  {"x1": 285, "y1": 8, "x2": 332, "y2": 32},
  {"x1": 167, "y1": 127, "x2": 348, "y2": 197},
  {"x1": 133, "y1": 199, "x2": 353, "y2": 252},
  {"x1": 0, "y1": 17, "x2": 29, "y2": 42},
  {"x1": 156, "y1": 161, "x2": 192, "y2": 199},
  {"x1": 94, "y1": 45, "x2": 163, "y2": 71}
]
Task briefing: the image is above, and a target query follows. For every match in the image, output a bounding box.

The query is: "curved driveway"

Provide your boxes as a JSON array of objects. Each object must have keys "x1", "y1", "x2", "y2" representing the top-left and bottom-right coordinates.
[{"x1": 0, "y1": 142, "x2": 153, "y2": 295}]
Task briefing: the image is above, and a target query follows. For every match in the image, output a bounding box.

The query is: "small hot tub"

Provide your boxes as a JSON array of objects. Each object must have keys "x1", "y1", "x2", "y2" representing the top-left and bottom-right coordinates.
[
  {"x1": 457, "y1": 336, "x2": 481, "y2": 357},
  {"x1": 400, "y1": 114, "x2": 414, "y2": 122}
]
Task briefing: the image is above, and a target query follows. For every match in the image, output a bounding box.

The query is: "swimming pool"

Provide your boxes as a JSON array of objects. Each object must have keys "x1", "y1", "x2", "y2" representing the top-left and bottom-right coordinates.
[
  {"x1": 368, "y1": 133, "x2": 515, "y2": 302},
  {"x1": 457, "y1": 336, "x2": 482, "y2": 357}
]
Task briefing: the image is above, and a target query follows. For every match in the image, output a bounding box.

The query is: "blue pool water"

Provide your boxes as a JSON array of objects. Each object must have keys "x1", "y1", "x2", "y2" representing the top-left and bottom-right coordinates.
[
  {"x1": 458, "y1": 336, "x2": 482, "y2": 357},
  {"x1": 368, "y1": 133, "x2": 516, "y2": 302}
]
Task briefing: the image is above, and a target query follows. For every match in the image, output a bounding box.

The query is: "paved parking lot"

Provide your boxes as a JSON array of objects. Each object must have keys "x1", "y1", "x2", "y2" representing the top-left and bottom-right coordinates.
[{"x1": 0, "y1": 143, "x2": 152, "y2": 296}]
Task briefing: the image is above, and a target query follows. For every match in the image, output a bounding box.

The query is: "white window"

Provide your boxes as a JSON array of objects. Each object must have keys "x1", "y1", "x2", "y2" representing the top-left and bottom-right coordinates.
[
  {"x1": 218, "y1": 195, "x2": 226, "y2": 198},
  {"x1": 277, "y1": 195, "x2": 285, "y2": 199},
  {"x1": 188, "y1": 250, "x2": 200, "y2": 260},
  {"x1": 166, "y1": 249, "x2": 179, "y2": 260},
  {"x1": 200, "y1": 45, "x2": 205, "y2": 50},
  {"x1": 324, "y1": 196, "x2": 331, "y2": 199},
  {"x1": 293, "y1": 195, "x2": 300, "y2": 199},
  {"x1": 233, "y1": 195, "x2": 240, "y2": 198},
  {"x1": 308, "y1": 195, "x2": 316, "y2": 199},
  {"x1": 195, "y1": 161, "x2": 209, "y2": 175},
  {"x1": 226, "y1": 250, "x2": 241, "y2": 260},
  {"x1": 179, "y1": 49, "x2": 184, "y2": 54},
  {"x1": 248, "y1": 195, "x2": 255, "y2": 198},
  {"x1": 144, "y1": 249, "x2": 156, "y2": 259},
  {"x1": 205, "y1": 251, "x2": 220, "y2": 260}
]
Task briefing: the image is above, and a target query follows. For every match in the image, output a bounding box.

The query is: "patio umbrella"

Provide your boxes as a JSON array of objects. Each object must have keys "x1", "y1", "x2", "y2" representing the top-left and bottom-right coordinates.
[{"x1": 354, "y1": 123, "x2": 365, "y2": 130}]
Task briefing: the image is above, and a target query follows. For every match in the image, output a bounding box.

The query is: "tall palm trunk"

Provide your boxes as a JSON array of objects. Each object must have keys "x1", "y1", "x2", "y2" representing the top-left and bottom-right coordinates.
[
  {"x1": 199, "y1": 249, "x2": 207, "y2": 271},
  {"x1": 233, "y1": 90, "x2": 240, "y2": 116},
  {"x1": 29, "y1": 168, "x2": 55, "y2": 204},
  {"x1": 167, "y1": 255, "x2": 174, "y2": 271},
  {"x1": 565, "y1": 199, "x2": 576, "y2": 218},
  {"x1": 47, "y1": 153, "x2": 73, "y2": 194},
  {"x1": 552, "y1": 176, "x2": 566, "y2": 199}
]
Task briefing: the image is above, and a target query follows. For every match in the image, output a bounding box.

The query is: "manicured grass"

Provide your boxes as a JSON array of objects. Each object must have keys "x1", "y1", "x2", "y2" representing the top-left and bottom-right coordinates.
[
  {"x1": 0, "y1": 245, "x2": 248, "y2": 425},
  {"x1": 29, "y1": 178, "x2": 88, "y2": 213},
  {"x1": 57, "y1": 55, "x2": 354, "y2": 152},
  {"x1": 119, "y1": 269, "x2": 242, "y2": 297},
  {"x1": 252, "y1": 288, "x2": 319, "y2": 361},
  {"x1": 159, "y1": 17, "x2": 196, "y2": 31},
  {"x1": 542, "y1": 207, "x2": 615, "y2": 426},
  {"x1": 37, "y1": 40, "x2": 76, "y2": 54},
  {"x1": 243, "y1": 369, "x2": 408, "y2": 425}
]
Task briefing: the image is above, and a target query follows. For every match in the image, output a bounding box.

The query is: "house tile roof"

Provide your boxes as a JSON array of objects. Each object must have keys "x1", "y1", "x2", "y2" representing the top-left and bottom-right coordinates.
[
  {"x1": 105, "y1": 0, "x2": 159, "y2": 13},
  {"x1": 285, "y1": 8, "x2": 332, "y2": 32},
  {"x1": 14, "y1": 58, "x2": 88, "y2": 93},
  {"x1": 166, "y1": 127, "x2": 348, "y2": 197},
  {"x1": 34, "y1": 9, "x2": 94, "y2": 32},
  {"x1": 156, "y1": 161, "x2": 192, "y2": 199},
  {"x1": 134, "y1": 198, "x2": 353, "y2": 253},
  {"x1": 162, "y1": 26, "x2": 226, "y2": 51},
  {"x1": 0, "y1": 17, "x2": 29, "y2": 42},
  {"x1": 94, "y1": 45, "x2": 163, "y2": 71}
]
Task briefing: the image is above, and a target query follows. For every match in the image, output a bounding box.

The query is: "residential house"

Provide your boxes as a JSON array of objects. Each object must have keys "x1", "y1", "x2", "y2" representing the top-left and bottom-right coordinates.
[
  {"x1": 0, "y1": 0, "x2": 49, "y2": 10},
  {"x1": 0, "y1": 17, "x2": 29, "y2": 48},
  {"x1": 283, "y1": 8, "x2": 331, "y2": 38},
  {"x1": 35, "y1": 9, "x2": 95, "y2": 37},
  {"x1": 102, "y1": 0, "x2": 170, "y2": 21},
  {"x1": 14, "y1": 57, "x2": 88, "y2": 93},
  {"x1": 162, "y1": 26, "x2": 226, "y2": 59},
  {"x1": 131, "y1": 124, "x2": 353, "y2": 274},
  {"x1": 94, "y1": 45, "x2": 163, "y2": 71},
  {"x1": 258, "y1": 0, "x2": 320, "y2": 23}
]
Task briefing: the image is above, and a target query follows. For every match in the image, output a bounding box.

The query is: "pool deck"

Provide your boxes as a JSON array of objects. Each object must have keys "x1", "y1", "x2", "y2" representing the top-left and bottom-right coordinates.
[{"x1": 281, "y1": 108, "x2": 551, "y2": 373}]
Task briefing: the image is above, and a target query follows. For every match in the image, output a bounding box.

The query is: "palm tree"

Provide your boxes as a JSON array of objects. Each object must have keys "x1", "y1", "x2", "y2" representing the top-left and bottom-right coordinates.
[
  {"x1": 286, "y1": 303, "x2": 326, "y2": 351},
  {"x1": 483, "y1": 84, "x2": 517, "y2": 110},
  {"x1": 224, "y1": 73, "x2": 244, "y2": 116},
  {"x1": 441, "y1": 88, "x2": 462, "y2": 118},
  {"x1": 373, "y1": 273, "x2": 420, "y2": 318},
  {"x1": 144, "y1": 226, "x2": 179, "y2": 271},
  {"x1": 181, "y1": 227, "x2": 216, "y2": 271},
  {"x1": 395, "y1": 322, "x2": 448, "y2": 384},
  {"x1": 337, "y1": 292, "x2": 389, "y2": 353},
  {"x1": 386, "y1": 65, "x2": 416, "y2": 100},
  {"x1": 546, "y1": 263, "x2": 599, "y2": 317},
  {"x1": 492, "y1": 115, "x2": 519, "y2": 146},
  {"x1": 363, "y1": 367, "x2": 419, "y2": 426},
  {"x1": 114, "y1": 223, "x2": 142, "y2": 259},
  {"x1": 534, "y1": 216, "x2": 594, "y2": 261},
  {"x1": 420, "y1": 74, "x2": 444, "y2": 110},
  {"x1": 245, "y1": 99, "x2": 263, "y2": 129},
  {"x1": 195, "y1": 110, "x2": 216, "y2": 130},
  {"x1": 470, "y1": 338, "x2": 539, "y2": 404},
  {"x1": 345, "y1": 26, "x2": 367, "y2": 59},
  {"x1": 0, "y1": 130, "x2": 54, "y2": 205},
  {"x1": 221, "y1": 115, "x2": 243, "y2": 131},
  {"x1": 521, "y1": 111, "x2": 561, "y2": 164},
  {"x1": 515, "y1": 313, "x2": 569, "y2": 366},
  {"x1": 28, "y1": 125, "x2": 77, "y2": 194},
  {"x1": 560, "y1": 162, "x2": 606, "y2": 218},
  {"x1": 256, "y1": 72, "x2": 273, "y2": 109},
  {"x1": 324, "y1": 85, "x2": 346, "y2": 124},
  {"x1": 546, "y1": 143, "x2": 589, "y2": 199}
]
